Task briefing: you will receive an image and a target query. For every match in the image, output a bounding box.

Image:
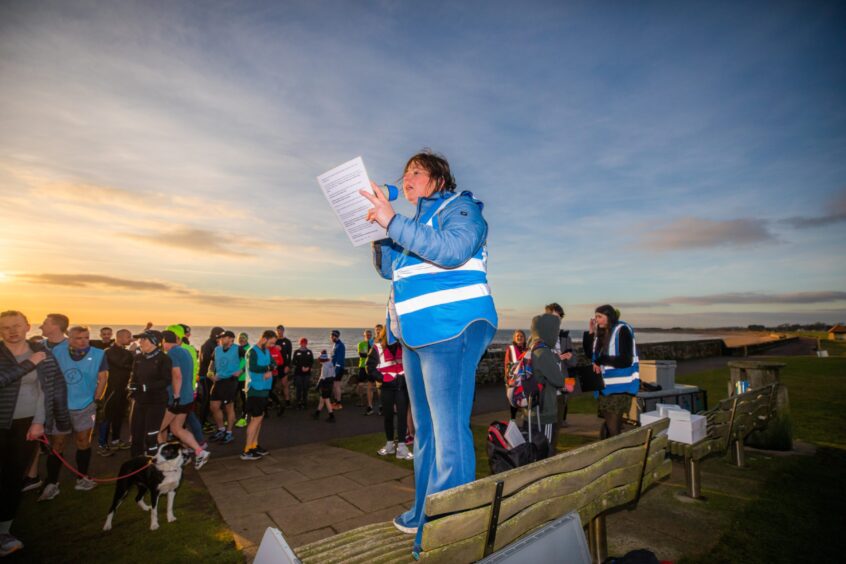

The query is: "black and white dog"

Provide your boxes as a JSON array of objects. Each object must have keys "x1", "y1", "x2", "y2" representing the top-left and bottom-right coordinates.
[{"x1": 103, "y1": 443, "x2": 185, "y2": 531}]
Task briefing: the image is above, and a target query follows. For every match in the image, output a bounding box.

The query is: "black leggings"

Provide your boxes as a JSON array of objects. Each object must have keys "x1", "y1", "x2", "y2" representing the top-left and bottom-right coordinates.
[
  {"x1": 381, "y1": 378, "x2": 409, "y2": 442},
  {"x1": 130, "y1": 402, "x2": 166, "y2": 457},
  {"x1": 0, "y1": 417, "x2": 36, "y2": 521},
  {"x1": 197, "y1": 379, "x2": 212, "y2": 425},
  {"x1": 294, "y1": 374, "x2": 310, "y2": 405}
]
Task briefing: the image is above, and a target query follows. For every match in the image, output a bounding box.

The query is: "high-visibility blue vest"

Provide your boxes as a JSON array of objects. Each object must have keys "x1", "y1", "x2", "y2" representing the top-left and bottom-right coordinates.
[
  {"x1": 213, "y1": 345, "x2": 240, "y2": 379},
  {"x1": 390, "y1": 192, "x2": 498, "y2": 348},
  {"x1": 53, "y1": 345, "x2": 104, "y2": 410},
  {"x1": 594, "y1": 322, "x2": 640, "y2": 396},
  {"x1": 246, "y1": 345, "x2": 272, "y2": 391}
]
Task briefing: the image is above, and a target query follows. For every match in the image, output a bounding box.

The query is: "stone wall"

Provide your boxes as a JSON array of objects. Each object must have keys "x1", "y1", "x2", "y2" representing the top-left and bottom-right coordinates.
[{"x1": 336, "y1": 337, "x2": 793, "y2": 385}]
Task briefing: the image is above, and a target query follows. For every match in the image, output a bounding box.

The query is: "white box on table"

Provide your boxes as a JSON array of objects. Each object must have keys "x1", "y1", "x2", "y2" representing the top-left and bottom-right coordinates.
[
  {"x1": 656, "y1": 403, "x2": 685, "y2": 417},
  {"x1": 667, "y1": 414, "x2": 706, "y2": 444},
  {"x1": 639, "y1": 411, "x2": 669, "y2": 437}
]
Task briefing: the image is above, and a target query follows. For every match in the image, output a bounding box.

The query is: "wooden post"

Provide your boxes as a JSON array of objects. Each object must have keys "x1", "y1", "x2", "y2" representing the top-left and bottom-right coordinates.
[{"x1": 588, "y1": 514, "x2": 608, "y2": 564}]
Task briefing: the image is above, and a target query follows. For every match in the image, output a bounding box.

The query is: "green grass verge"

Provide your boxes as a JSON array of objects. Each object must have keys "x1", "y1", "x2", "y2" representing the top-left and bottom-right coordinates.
[
  {"x1": 680, "y1": 447, "x2": 846, "y2": 564},
  {"x1": 9, "y1": 474, "x2": 241, "y2": 564},
  {"x1": 677, "y1": 356, "x2": 846, "y2": 448}
]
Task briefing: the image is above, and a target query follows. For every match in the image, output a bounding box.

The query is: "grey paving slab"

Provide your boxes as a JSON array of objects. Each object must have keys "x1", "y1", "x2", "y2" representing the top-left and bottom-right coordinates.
[
  {"x1": 268, "y1": 495, "x2": 364, "y2": 536},
  {"x1": 216, "y1": 486, "x2": 301, "y2": 521},
  {"x1": 226, "y1": 511, "x2": 276, "y2": 549},
  {"x1": 331, "y1": 504, "x2": 409, "y2": 534},
  {"x1": 286, "y1": 474, "x2": 361, "y2": 502},
  {"x1": 202, "y1": 462, "x2": 266, "y2": 484},
  {"x1": 290, "y1": 455, "x2": 364, "y2": 479},
  {"x1": 344, "y1": 461, "x2": 412, "y2": 486},
  {"x1": 339, "y1": 481, "x2": 415, "y2": 513}
]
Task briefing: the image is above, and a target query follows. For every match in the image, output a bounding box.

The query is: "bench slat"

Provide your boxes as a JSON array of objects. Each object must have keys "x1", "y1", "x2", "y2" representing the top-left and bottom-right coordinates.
[
  {"x1": 424, "y1": 419, "x2": 670, "y2": 517},
  {"x1": 297, "y1": 522, "x2": 398, "y2": 557},
  {"x1": 421, "y1": 445, "x2": 667, "y2": 550},
  {"x1": 418, "y1": 458, "x2": 672, "y2": 562}
]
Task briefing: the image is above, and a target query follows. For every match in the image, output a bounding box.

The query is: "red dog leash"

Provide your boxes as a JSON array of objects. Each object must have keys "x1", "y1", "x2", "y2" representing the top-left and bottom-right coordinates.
[{"x1": 35, "y1": 436, "x2": 152, "y2": 483}]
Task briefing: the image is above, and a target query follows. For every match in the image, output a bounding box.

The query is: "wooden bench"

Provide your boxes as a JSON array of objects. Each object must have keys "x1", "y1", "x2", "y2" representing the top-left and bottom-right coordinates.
[
  {"x1": 295, "y1": 418, "x2": 671, "y2": 563},
  {"x1": 668, "y1": 383, "x2": 778, "y2": 499}
]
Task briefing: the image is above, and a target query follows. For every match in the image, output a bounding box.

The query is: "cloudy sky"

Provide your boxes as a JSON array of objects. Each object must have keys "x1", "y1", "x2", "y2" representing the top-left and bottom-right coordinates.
[{"x1": 1, "y1": 0, "x2": 844, "y2": 329}]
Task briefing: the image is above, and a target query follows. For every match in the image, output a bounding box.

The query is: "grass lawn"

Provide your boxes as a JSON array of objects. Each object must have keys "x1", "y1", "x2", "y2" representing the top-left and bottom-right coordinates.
[{"x1": 9, "y1": 473, "x2": 241, "y2": 563}]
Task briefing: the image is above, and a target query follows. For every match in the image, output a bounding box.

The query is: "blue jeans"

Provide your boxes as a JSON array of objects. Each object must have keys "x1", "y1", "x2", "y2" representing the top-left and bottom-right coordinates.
[{"x1": 399, "y1": 320, "x2": 496, "y2": 548}]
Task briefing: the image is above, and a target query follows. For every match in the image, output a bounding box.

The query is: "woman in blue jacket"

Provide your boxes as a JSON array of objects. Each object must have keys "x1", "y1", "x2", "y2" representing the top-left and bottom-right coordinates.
[{"x1": 361, "y1": 150, "x2": 497, "y2": 555}]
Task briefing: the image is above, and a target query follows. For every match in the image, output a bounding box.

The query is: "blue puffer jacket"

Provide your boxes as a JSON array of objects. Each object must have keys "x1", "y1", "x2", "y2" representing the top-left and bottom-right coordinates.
[{"x1": 372, "y1": 190, "x2": 498, "y2": 348}]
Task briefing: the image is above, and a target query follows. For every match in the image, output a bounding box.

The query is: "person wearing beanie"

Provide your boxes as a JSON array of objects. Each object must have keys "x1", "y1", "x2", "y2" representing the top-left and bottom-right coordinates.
[
  {"x1": 127, "y1": 330, "x2": 171, "y2": 457},
  {"x1": 291, "y1": 338, "x2": 314, "y2": 409},
  {"x1": 583, "y1": 304, "x2": 640, "y2": 438},
  {"x1": 313, "y1": 350, "x2": 335, "y2": 422}
]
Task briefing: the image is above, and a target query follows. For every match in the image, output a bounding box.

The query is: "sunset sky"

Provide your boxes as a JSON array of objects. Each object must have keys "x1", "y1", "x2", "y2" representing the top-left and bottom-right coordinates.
[{"x1": 1, "y1": 1, "x2": 844, "y2": 329}]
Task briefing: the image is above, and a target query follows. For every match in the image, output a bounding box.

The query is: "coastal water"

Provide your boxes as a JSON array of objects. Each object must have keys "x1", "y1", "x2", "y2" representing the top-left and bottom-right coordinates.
[{"x1": 46, "y1": 325, "x2": 716, "y2": 358}]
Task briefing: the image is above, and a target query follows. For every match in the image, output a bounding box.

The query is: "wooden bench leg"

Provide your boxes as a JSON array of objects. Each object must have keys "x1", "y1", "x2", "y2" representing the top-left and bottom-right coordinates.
[
  {"x1": 588, "y1": 514, "x2": 607, "y2": 564},
  {"x1": 734, "y1": 439, "x2": 745, "y2": 468}
]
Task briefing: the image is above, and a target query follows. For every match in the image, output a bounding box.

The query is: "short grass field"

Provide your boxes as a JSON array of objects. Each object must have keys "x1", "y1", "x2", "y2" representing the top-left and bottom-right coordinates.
[{"x1": 9, "y1": 472, "x2": 241, "y2": 564}]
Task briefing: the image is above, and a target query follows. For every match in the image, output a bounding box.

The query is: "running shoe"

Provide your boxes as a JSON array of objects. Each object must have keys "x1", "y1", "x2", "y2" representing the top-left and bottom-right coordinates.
[
  {"x1": 392, "y1": 514, "x2": 418, "y2": 534},
  {"x1": 364, "y1": 406, "x2": 374, "y2": 416},
  {"x1": 240, "y1": 449, "x2": 262, "y2": 461},
  {"x1": 21, "y1": 475, "x2": 42, "y2": 493},
  {"x1": 97, "y1": 444, "x2": 114, "y2": 457},
  {"x1": 396, "y1": 443, "x2": 414, "y2": 461},
  {"x1": 254, "y1": 445, "x2": 268, "y2": 457},
  {"x1": 38, "y1": 483, "x2": 60, "y2": 501},
  {"x1": 209, "y1": 430, "x2": 226, "y2": 442},
  {"x1": 75, "y1": 477, "x2": 97, "y2": 491},
  {"x1": 0, "y1": 533, "x2": 23, "y2": 557},
  {"x1": 194, "y1": 450, "x2": 211, "y2": 470},
  {"x1": 235, "y1": 418, "x2": 247, "y2": 428},
  {"x1": 378, "y1": 441, "x2": 396, "y2": 456},
  {"x1": 222, "y1": 432, "x2": 234, "y2": 444},
  {"x1": 110, "y1": 439, "x2": 131, "y2": 450}
]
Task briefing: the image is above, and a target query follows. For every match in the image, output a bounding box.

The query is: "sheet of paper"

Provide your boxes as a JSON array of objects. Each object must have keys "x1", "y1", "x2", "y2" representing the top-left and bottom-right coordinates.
[
  {"x1": 316, "y1": 156, "x2": 387, "y2": 247},
  {"x1": 504, "y1": 420, "x2": 526, "y2": 448}
]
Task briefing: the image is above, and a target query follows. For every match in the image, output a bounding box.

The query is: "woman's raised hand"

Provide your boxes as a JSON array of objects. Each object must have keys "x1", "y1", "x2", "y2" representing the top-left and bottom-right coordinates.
[{"x1": 360, "y1": 181, "x2": 396, "y2": 229}]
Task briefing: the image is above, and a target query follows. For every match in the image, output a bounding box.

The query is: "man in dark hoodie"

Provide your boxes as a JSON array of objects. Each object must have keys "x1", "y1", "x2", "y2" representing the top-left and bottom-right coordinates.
[
  {"x1": 528, "y1": 313, "x2": 564, "y2": 452},
  {"x1": 197, "y1": 326, "x2": 223, "y2": 429}
]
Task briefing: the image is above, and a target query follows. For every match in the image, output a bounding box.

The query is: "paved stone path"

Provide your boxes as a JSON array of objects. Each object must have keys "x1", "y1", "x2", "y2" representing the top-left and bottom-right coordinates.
[{"x1": 199, "y1": 443, "x2": 415, "y2": 560}]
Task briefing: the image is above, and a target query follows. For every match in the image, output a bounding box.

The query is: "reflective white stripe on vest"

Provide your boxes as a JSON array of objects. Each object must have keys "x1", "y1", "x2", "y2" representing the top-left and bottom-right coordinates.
[
  {"x1": 392, "y1": 257, "x2": 487, "y2": 281},
  {"x1": 602, "y1": 374, "x2": 640, "y2": 385},
  {"x1": 394, "y1": 283, "x2": 491, "y2": 316}
]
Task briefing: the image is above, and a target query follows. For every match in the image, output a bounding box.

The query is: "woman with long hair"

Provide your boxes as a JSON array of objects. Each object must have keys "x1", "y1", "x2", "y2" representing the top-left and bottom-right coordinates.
[
  {"x1": 583, "y1": 305, "x2": 640, "y2": 438},
  {"x1": 504, "y1": 329, "x2": 527, "y2": 420},
  {"x1": 367, "y1": 325, "x2": 412, "y2": 460}
]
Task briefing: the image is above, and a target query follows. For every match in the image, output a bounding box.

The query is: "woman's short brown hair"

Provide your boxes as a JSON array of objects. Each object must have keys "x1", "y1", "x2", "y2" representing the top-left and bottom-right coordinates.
[{"x1": 404, "y1": 149, "x2": 457, "y2": 193}]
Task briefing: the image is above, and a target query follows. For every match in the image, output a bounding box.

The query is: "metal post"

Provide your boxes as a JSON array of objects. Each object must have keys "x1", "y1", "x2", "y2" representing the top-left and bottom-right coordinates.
[
  {"x1": 483, "y1": 481, "x2": 505, "y2": 557},
  {"x1": 633, "y1": 428, "x2": 653, "y2": 506},
  {"x1": 588, "y1": 514, "x2": 607, "y2": 564}
]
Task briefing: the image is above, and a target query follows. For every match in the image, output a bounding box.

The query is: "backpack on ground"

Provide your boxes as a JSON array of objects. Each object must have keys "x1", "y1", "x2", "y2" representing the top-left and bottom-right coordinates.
[
  {"x1": 486, "y1": 409, "x2": 550, "y2": 475},
  {"x1": 506, "y1": 341, "x2": 548, "y2": 409}
]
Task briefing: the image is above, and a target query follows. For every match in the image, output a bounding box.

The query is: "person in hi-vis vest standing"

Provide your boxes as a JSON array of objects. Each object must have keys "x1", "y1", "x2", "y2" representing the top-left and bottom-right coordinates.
[{"x1": 361, "y1": 150, "x2": 497, "y2": 556}]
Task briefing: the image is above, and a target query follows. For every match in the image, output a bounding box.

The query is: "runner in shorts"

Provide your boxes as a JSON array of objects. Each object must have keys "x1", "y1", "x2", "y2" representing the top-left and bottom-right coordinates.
[
  {"x1": 160, "y1": 330, "x2": 210, "y2": 469},
  {"x1": 40, "y1": 326, "x2": 108, "y2": 500},
  {"x1": 209, "y1": 330, "x2": 242, "y2": 444},
  {"x1": 240, "y1": 330, "x2": 276, "y2": 461}
]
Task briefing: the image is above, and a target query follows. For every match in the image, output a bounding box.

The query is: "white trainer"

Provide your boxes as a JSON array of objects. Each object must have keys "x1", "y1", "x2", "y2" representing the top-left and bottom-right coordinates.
[
  {"x1": 75, "y1": 477, "x2": 97, "y2": 491},
  {"x1": 194, "y1": 449, "x2": 211, "y2": 470},
  {"x1": 396, "y1": 443, "x2": 414, "y2": 460},
  {"x1": 38, "y1": 483, "x2": 60, "y2": 501},
  {"x1": 377, "y1": 441, "x2": 397, "y2": 456}
]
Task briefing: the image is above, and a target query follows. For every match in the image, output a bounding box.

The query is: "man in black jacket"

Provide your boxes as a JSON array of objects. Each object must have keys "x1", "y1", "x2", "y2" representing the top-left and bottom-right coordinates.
[
  {"x1": 197, "y1": 326, "x2": 223, "y2": 430},
  {"x1": 0, "y1": 310, "x2": 70, "y2": 557},
  {"x1": 96, "y1": 329, "x2": 134, "y2": 455}
]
